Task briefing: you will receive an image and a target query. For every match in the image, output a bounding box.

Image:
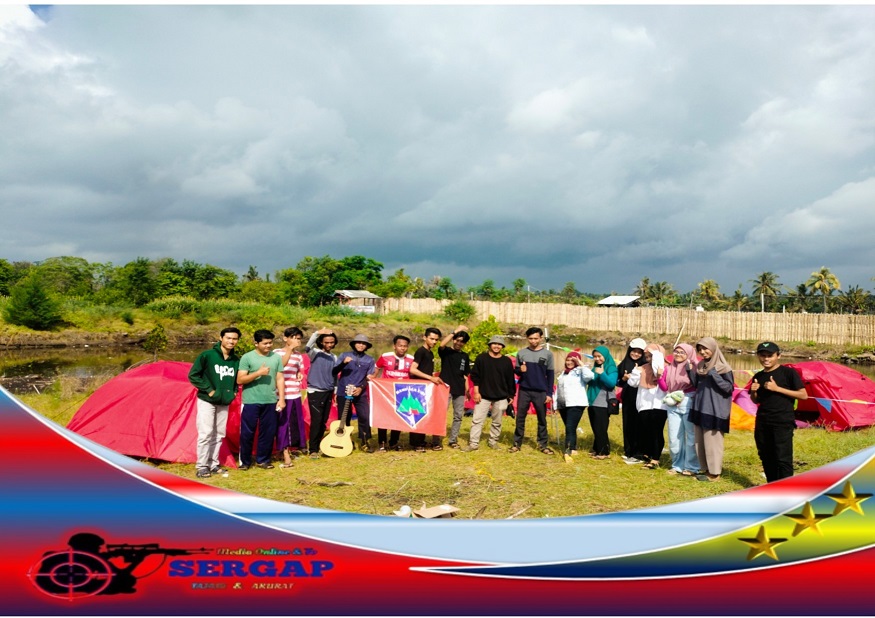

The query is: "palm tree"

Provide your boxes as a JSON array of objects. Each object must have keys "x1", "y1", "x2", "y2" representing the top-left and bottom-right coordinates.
[
  {"x1": 785, "y1": 283, "x2": 811, "y2": 313},
  {"x1": 512, "y1": 278, "x2": 527, "y2": 296},
  {"x1": 806, "y1": 267, "x2": 841, "y2": 313},
  {"x1": 838, "y1": 285, "x2": 870, "y2": 315},
  {"x1": 242, "y1": 265, "x2": 261, "y2": 283},
  {"x1": 697, "y1": 279, "x2": 723, "y2": 308},
  {"x1": 634, "y1": 277, "x2": 651, "y2": 301},
  {"x1": 727, "y1": 285, "x2": 751, "y2": 311},
  {"x1": 750, "y1": 271, "x2": 781, "y2": 311},
  {"x1": 650, "y1": 281, "x2": 676, "y2": 306}
]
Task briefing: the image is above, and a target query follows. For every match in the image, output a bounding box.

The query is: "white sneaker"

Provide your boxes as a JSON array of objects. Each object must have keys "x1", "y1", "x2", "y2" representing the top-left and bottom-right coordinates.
[{"x1": 622, "y1": 456, "x2": 642, "y2": 465}]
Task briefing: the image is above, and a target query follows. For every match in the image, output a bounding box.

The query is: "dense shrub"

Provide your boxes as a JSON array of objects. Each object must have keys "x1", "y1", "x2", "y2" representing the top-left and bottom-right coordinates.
[{"x1": 3, "y1": 275, "x2": 64, "y2": 330}]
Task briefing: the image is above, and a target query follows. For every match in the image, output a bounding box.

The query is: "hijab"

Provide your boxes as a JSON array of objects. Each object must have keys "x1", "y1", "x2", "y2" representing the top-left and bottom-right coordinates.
[
  {"x1": 664, "y1": 343, "x2": 696, "y2": 392},
  {"x1": 617, "y1": 338, "x2": 647, "y2": 385},
  {"x1": 640, "y1": 343, "x2": 666, "y2": 390},
  {"x1": 586, "y1": 346, "x2": 618, "y2": 403},
  {"x1": 695, "y1": 337, "x2": 732, "y2": 375},
  {"x1": 563, "y1": 351, "x2": 582, "y2": 374}
]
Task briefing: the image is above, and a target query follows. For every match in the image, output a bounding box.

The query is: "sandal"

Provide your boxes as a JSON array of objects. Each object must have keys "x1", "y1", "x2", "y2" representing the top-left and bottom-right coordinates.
[
  {"x1": 448, "y1": 442, "x2": 460, "y2": 449},
  {"x1": 509, "y1": 446, "x2": 521, "y2": 453},
  {"x1": 280, "y1": 462, "x2": 294, "y2": 469},
  {"x1": 681, "y1": 470, "x2": 694, "y2": 477},
  {"x1": 414, "y1": 446, "x2": 426, "y2": 453},
  {"x1": 540, "y1": 447, "x2": 555, "y2": 455},
  {"x1": 432, "y1": 444, "x2": 443, "y2": 451}
]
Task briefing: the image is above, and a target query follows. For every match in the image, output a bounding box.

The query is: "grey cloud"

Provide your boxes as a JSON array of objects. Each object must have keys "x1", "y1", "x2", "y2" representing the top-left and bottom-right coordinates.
[{"x1": 1, "y1": 5, "x2": 874, "y2": 294}]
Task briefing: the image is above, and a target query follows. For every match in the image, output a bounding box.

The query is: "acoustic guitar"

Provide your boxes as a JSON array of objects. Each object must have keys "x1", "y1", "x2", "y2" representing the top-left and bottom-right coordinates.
[{"x1": 319, "y1": 384, "x2": 356, "y2": 458}]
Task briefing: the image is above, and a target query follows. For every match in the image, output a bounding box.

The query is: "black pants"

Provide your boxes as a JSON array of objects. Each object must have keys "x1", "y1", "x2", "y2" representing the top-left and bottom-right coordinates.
[
  {"x1": 240, "y1": 403, "x2": 278, "y2": 466},
  {"x1": 621, "y1": 392, "x2": 644, "y2": 458},
  {"x1": 307, "y1": 390, "x2": 334, "y2": 453},
  {"x1": 639, "y1": 408, "x2": 667, "y2": 463},
  {"x1": 377, "y1": 428, "x2": 401, "y2": 447},
  {"x1": 514, "y1": 389, "x2": 548, "y2": 448},
  {"x1": 755, "y1": 421, "x2": 795, "y2": 483},
  {"x1": 558, "y1": 406, "x2": 585, "y2": 451},
  {"x1": 587, "y1": 406, "x2": 611, "y2": 456}
]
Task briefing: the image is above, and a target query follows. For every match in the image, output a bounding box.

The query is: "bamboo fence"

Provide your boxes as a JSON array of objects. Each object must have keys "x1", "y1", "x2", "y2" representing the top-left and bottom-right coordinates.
[{"x1": 380, "y1": 298, "x2": 875, "y2": 347}]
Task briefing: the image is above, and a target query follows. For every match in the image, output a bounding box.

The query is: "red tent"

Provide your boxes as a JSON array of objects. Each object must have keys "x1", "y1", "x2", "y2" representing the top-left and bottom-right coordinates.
[
  {"x1": 67, "y1": 361, "x2": 241, "y2": 467},
  {"x1": 786, "y1": 361, "x2": 875, "y2": 431}
]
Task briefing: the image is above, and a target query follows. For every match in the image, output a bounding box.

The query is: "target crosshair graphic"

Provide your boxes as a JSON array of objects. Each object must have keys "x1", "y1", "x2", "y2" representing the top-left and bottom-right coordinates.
[{"x1": 28, "y1": 549, "x2": 114, "y2": 600}]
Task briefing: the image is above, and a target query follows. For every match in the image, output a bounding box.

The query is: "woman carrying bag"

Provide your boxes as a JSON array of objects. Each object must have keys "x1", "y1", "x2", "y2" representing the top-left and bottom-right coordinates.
[{"x1": 585, "y1": 346, "x2": 618, "y2": 460}]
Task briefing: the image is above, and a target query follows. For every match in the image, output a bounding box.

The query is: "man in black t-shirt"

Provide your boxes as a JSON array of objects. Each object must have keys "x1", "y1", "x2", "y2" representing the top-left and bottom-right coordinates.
[
  {"x1": 437, "y1": 325, "x2": 471, "y2": 449},
  {"x1": 409, "y1": 327, "x2": 444, "y2": 452},
  {"x1": 465, "y1": 336, "x2": 516, "y2": 452},
  {"x1": 749, "y1": 342, "x2": 808, "y2": 483}
]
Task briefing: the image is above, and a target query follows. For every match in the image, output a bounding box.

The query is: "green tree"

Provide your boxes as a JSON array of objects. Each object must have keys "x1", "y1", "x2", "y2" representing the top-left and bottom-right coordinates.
[
  {"x1": 435, "y1": 276, "x2": 456, "y2": 300},
  {"x1": 466, "y1": 316, "x2": 517, "y2": 359},
  {"x1": 3, "y1": 274, "x2": 64, "y2": 330},
  {"x1": 237, "y1": 280, "x2": 283, "y2": 305},
  {"x1": 116, "y1": 257, "x2": 159, "y2": 307},
  {"x1": 696, "y1": 279, "x2": 723, "y2": 309},
  {"x1": 634, "y1": 277, "x2": 652, "y2": 301},
  {"x1": 242, "y1": 265, "x2": 261, "y2": 283},
  {"x1": 142, "y1": 324, "x2": 168, "y2": 359},
  {"x1": 726, "y1": 285, "x2": 751, "y2": 311},
  {"x1": 277, "y1": 255, "x2": 384, "y2": 307},
  {"x1": 0, "y1": 258, "x2": 13, "y2": 296},
  {"x1": 786, "y1": 283, "x2": 813, "y2": 313},
  {"x1": 650, "y1": 281, "x2": 677, "y2": 305},
  {"x1": 750, "y1": 271, "x2": 782, "y2": 311},
  {"x1": 444, "y1": 299, "x2": 476, "y2": 322},
  {"x1": 838, "y1": 285, "x2": 869, "y2": 315},
  {"x1": 560, "y1": 281, "x2": 579, "y2": 302},
  {"x1": 476, "y1": 279, "x2": 496, "y2": 301},
  {"x1": 373, "y1": 268, "x2": 414, "y2": 298},
  {"x1": 806, "y1": 267, "x2": 841, "y2": 313},
  {"x1": 512, "y1": 278, "x2": 527, "y2": 296},
  {"x1": 34, "y1": 256, "x2": 95, "y2": 297}
]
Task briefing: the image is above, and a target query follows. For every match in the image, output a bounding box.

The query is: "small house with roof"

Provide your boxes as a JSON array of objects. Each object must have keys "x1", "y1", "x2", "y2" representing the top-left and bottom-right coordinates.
[
  {"x1": 334, "y1": 290, "x2": 382, "y2": 314},
  {"x1": 596, "y1": 295, "x2": 641, "y2": 308}
]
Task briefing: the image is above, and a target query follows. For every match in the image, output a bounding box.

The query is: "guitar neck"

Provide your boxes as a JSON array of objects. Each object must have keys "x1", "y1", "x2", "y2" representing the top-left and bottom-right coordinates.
[{"x1": 339, "y1": 395, "x2": 354, "y2": 424}]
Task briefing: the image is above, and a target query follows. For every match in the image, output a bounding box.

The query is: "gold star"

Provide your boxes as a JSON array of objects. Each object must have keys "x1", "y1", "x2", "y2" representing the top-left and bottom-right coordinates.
[
  {"x1": 826, "y1": 481, "x2": 873, "y2": 516},
  {"x1": 738, "y1": 525, "x2": 788, "y2": 561},
  {"x1": 784, "y1": 502, "x2": 831, "y2": 537}
]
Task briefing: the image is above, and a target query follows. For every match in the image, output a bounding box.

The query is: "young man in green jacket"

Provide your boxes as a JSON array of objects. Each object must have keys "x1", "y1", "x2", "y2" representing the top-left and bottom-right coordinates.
[{"x1": 188, "y1": 327, "x2": 242, "y2": 478}]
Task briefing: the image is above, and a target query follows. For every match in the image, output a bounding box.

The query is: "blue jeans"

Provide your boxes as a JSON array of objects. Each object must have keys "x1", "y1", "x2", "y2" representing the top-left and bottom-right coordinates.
[{"x1": 667, "y1": 395, "x2": 699, "y2": 473}]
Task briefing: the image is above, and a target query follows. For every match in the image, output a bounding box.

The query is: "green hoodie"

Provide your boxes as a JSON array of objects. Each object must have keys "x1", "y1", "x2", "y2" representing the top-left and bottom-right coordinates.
[{"x1": 188, "y1": 342, "x2": 240, "y2": 405}]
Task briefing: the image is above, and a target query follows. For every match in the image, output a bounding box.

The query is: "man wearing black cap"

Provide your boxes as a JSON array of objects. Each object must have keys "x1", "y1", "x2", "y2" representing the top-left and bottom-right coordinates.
[
  {"x1": 749, "y1": 341, "x2": 808, "y2": 483},
  {"x1": 335, "y1": 334, "x2": 377, "y2": 451}
]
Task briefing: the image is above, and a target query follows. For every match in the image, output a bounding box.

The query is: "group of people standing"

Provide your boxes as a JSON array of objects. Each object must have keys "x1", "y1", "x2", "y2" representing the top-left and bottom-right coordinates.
[{"x1": 187, "y1": 324, "x2": 807, "y2": 486}]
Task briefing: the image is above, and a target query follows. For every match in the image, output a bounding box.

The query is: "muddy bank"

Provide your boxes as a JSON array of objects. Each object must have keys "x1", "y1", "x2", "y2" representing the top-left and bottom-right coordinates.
[{"x1": 1, "y1": 322, "x2": 871, "y2": 364}]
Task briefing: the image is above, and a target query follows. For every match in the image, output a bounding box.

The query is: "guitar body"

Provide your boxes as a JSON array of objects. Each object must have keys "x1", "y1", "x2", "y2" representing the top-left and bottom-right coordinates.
[
  {"x1": 319, "y1": 385, "x2": 356, "y2": 458},
  {"x1": 319, "y1": 419, "x2": 354, "y2": 458}
]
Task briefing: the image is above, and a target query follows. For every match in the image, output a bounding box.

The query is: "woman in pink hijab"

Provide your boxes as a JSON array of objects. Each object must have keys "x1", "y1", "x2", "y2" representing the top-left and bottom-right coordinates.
[{"x1": 663, "y1": 343, "x2": 700, "y2": 476}]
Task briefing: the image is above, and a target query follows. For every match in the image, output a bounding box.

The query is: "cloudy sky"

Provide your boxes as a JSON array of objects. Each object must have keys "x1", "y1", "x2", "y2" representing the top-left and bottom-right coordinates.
[{"x1": 2, "y1": 4, "x2": 875, "y2": 295}]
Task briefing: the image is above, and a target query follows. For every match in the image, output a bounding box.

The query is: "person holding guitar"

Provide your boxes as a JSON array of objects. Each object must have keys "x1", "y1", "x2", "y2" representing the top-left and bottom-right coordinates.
[{"x1": 334, "y1": 334, "x2": 377, "y2": 452}]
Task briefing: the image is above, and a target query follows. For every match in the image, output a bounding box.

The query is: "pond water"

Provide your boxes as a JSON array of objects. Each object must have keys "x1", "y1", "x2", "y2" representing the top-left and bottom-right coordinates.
[{"x1": 2, "y1": 338, "x2": 873, "y2": 395}]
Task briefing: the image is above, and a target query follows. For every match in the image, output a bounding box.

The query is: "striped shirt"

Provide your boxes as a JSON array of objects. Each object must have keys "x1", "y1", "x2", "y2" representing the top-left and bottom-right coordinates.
[{"x1": 274, "y1": 349, "x2": 305, "y2": 399}]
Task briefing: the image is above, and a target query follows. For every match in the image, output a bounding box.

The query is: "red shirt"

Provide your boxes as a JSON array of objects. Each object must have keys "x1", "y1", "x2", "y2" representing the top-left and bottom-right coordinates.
[{"x1": 376, "y1": 352, "x2": 414, "y2": 380}]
